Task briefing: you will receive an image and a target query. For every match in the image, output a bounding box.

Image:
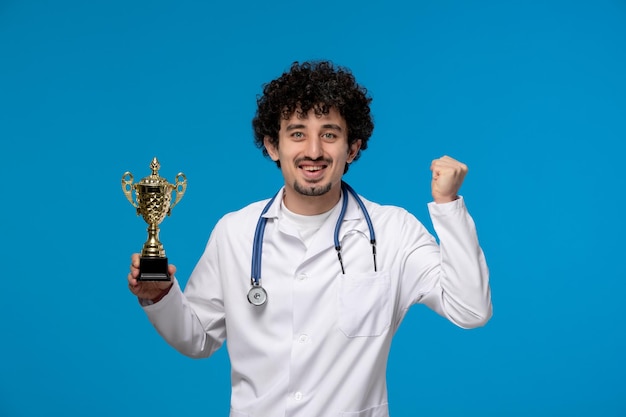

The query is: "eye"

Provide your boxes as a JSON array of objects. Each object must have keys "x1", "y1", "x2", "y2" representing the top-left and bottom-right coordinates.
[
  {"x1": 322, "y1": 132, "x2": 337, "y2": 140},
  {"x1": 292, "y1": 132, "x2": 304, "y2": 139}
]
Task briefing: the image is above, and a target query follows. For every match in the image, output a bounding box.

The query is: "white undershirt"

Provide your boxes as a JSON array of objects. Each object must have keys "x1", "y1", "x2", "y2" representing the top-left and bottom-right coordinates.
[{"x1": 280, "y1": 199, "x2": 335, "y2": 248}]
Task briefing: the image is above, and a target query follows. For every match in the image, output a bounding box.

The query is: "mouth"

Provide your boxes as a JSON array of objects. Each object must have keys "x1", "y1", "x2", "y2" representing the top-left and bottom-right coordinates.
[{"x1": 299, "y1": 161, "x2": 329, "y2": 180}]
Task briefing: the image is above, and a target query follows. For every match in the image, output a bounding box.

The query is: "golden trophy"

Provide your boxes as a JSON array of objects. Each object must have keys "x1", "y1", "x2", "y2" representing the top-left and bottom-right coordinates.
[{"x1": 122, "y1": 157, "x2": 187, "y2": 281}]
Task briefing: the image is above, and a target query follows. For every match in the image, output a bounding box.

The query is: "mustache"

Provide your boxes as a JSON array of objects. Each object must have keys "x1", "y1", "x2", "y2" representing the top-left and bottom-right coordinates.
[{"x1": 295, "y1": 156, "x2": 333, "y2": 165}]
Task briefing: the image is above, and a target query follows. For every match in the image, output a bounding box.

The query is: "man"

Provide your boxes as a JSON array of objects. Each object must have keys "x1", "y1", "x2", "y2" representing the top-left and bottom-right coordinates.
[{"x1": 128, "y1": 60, "x2": 492, "y2": 416}]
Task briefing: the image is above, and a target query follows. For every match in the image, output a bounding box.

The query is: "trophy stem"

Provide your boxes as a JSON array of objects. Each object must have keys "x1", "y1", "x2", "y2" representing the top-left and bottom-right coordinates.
[{"x1": 142, "y1": 223, "x2": 166, "y2": 258}]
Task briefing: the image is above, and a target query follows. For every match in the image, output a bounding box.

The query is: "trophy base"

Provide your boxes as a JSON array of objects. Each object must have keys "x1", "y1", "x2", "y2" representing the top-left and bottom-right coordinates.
[{"x1": 138, "y1": 257, "x2": 171, "y2": 282}]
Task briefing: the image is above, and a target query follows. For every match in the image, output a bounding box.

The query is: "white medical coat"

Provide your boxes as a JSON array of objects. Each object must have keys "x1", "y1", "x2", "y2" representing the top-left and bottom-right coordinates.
[{"x1": 142, "y1": 188, "x2": 492, "y2": 417}]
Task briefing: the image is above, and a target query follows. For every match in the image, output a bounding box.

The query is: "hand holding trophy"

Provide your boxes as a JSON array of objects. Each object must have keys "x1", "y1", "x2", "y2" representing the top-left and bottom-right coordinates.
[{"x1": 122, "y1": 157, "x2": 187, "y2": 281}]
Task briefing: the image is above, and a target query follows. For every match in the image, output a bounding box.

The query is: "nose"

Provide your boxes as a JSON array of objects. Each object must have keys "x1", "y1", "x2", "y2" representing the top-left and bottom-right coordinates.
[{"x1": 304, "y1": 137, "x2": 323, "y2": 159}]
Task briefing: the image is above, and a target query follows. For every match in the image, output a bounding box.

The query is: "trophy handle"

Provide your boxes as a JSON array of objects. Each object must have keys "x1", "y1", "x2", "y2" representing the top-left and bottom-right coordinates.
[
  {"x1": 169, "y1": 172, "x2": 187, "y2": 212},
  {"x1": 122, "y1": 172, "x2": 139, "y2": 209}
]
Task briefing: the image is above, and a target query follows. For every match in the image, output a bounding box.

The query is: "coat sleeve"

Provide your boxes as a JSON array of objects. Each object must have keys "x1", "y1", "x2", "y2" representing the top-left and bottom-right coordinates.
[
  {"x1": 141, "y1": 228, "x2": 227, "y2": 358},
  {"x1": 404, "y1": 197, "x2": 492, "y2": 329}
]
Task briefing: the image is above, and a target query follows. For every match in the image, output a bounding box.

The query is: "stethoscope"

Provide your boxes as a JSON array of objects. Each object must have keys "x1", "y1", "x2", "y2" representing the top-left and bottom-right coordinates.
[{"x1": 247, "y1": 181, "x2": 377, "y2": 306}]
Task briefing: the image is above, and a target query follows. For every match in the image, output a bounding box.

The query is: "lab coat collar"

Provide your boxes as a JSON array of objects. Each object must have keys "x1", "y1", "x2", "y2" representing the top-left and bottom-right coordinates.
[
  {"x1": 261, "y1": 186, "x2": 364, "y2": 221},
  {"x1": 259, "y1": 185, "x2": 369, "y2": 262}
]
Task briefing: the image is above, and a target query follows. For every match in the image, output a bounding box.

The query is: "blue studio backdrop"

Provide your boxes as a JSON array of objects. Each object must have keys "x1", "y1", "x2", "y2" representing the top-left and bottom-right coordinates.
[{"x1": 1, "y1": 0, "x2": 625, "y2": 416}]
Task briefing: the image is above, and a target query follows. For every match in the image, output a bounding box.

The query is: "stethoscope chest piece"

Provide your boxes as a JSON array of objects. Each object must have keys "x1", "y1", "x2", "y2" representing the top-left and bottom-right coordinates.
[{"x1": 247, "y1": 283, "x2": 267, "y2": 306}]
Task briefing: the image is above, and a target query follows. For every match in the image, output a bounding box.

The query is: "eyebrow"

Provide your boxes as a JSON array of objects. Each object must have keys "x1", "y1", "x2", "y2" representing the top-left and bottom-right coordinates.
[
  {"x1": 285, "y1": 123, "x2": 343, "y2": 131},
  {"x1": 322, "y1": 124, "x2": 343, "y2": 131},
  {"x1": 285, "y1": 124, "x2": 306, "y2": 131}
]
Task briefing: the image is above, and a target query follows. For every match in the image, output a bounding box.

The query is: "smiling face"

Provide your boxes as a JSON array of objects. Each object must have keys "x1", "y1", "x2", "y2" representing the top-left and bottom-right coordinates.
[{"x1": 264, "y1": 107, "x2": 361, "y2": 215}]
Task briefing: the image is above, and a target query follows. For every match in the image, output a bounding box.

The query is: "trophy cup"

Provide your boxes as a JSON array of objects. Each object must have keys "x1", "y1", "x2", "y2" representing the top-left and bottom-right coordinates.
[{"x1": 122, "y1": 157, "x2": 187, "y2": 281}]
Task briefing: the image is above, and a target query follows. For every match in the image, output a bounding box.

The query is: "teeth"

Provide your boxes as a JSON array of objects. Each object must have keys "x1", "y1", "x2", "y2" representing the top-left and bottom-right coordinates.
[{"x1": 303, "y1": 166, "x2": 323, "y2": 171}]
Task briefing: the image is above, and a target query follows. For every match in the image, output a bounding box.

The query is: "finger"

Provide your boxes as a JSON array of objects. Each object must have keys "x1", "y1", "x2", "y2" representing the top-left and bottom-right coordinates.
[
  {"x1": 432, "y1": 156, "x2": 457, "y2": 168},
  {"x1": 168, "y1": 263, "x2": 177, "y2": 277},
  {"x1": 431, "y1": 158, "x2": 467, "y2": 176},
  {"x1": 127, "y1": 273, "x2": 140, "y2": 294},
  {"x1": 129, "y1": 260, "x2": 140, "y2": 278},
  {"x1": 128, "y1": 269, "x2": 140, "y2": 284},
  {"x1": 131, "y1": 253, "x2": 140, "y2": 268},
  {"x1": 431, "y1": 159, "x2": 453, "y2": 179},
  {"x1": 431, "y1": 157, "x2": 453, "y2": 173}
]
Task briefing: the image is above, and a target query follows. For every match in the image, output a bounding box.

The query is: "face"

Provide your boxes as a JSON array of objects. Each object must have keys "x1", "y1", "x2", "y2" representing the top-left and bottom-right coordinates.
[{"x1": 264, "y1": 107, "x2": 361, "y2": 215}]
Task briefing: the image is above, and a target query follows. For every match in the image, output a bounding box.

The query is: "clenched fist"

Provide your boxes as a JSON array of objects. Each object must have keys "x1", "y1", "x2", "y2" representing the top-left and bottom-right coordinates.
[{"x1": 430, "y1": 155, "x2": 468, "y2": 204}]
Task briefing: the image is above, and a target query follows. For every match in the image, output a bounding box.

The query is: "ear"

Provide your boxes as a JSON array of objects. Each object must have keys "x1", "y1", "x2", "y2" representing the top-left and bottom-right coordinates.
[
  {"x1": 347, "y1": 139, "x2": 362, "y2": 163},
  {"x1": 264, "y1": 136, "x2": 279, "y2": 161}
]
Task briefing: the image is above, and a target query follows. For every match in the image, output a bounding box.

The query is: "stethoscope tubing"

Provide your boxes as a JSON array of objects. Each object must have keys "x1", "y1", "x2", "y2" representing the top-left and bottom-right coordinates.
[
  {"x1": 248, "y1": 181, "x2": 376, "y2": 306},
  {"x1": 335, "y1": 182, "x2": 377, "y2": 274},
  {"x1": 250, "y1": 194, "x2": 277, "y2": 287}
]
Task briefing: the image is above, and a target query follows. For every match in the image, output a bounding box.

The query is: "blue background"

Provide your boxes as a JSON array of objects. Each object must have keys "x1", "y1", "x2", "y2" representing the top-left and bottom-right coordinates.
[{"x1": 1, "y1": 0, "x2": 625, "y2": 416}]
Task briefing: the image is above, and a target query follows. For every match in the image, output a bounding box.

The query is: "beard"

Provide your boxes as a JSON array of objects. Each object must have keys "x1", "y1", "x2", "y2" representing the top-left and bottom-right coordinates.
[
  {"x1": 293, "y1": 180, "x2": 333, "y2": 197},
  {"x1": 291, "y1": 156, "x2": 334, "y2": 197}
]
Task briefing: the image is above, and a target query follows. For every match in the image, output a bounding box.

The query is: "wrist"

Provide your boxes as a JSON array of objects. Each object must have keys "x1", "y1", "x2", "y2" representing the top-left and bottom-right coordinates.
[{"x1": 433, "y1": 195, "x2": 458, "y2": 204}]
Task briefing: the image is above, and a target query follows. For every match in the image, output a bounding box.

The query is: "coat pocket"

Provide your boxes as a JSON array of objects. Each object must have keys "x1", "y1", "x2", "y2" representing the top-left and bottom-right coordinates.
[{"x1": 338, "y1": 271, "x2": 391, "y2": 337}]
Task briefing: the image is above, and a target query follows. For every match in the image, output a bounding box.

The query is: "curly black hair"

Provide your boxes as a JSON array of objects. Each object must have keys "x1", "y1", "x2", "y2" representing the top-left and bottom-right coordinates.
[{"x1": 252, "y1": 60, "x2": 374, "y2": 172}]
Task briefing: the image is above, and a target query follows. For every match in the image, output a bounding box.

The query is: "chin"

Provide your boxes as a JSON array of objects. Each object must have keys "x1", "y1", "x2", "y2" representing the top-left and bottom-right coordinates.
[{"x1": 293, "y1": 180, "x2": 332, "y2": 197}]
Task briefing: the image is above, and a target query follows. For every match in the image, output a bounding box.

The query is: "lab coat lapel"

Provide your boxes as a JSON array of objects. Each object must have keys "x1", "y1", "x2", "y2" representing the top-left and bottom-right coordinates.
[{"x1": 262, "y1": 187, "x2": 299, "y2": 240}]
